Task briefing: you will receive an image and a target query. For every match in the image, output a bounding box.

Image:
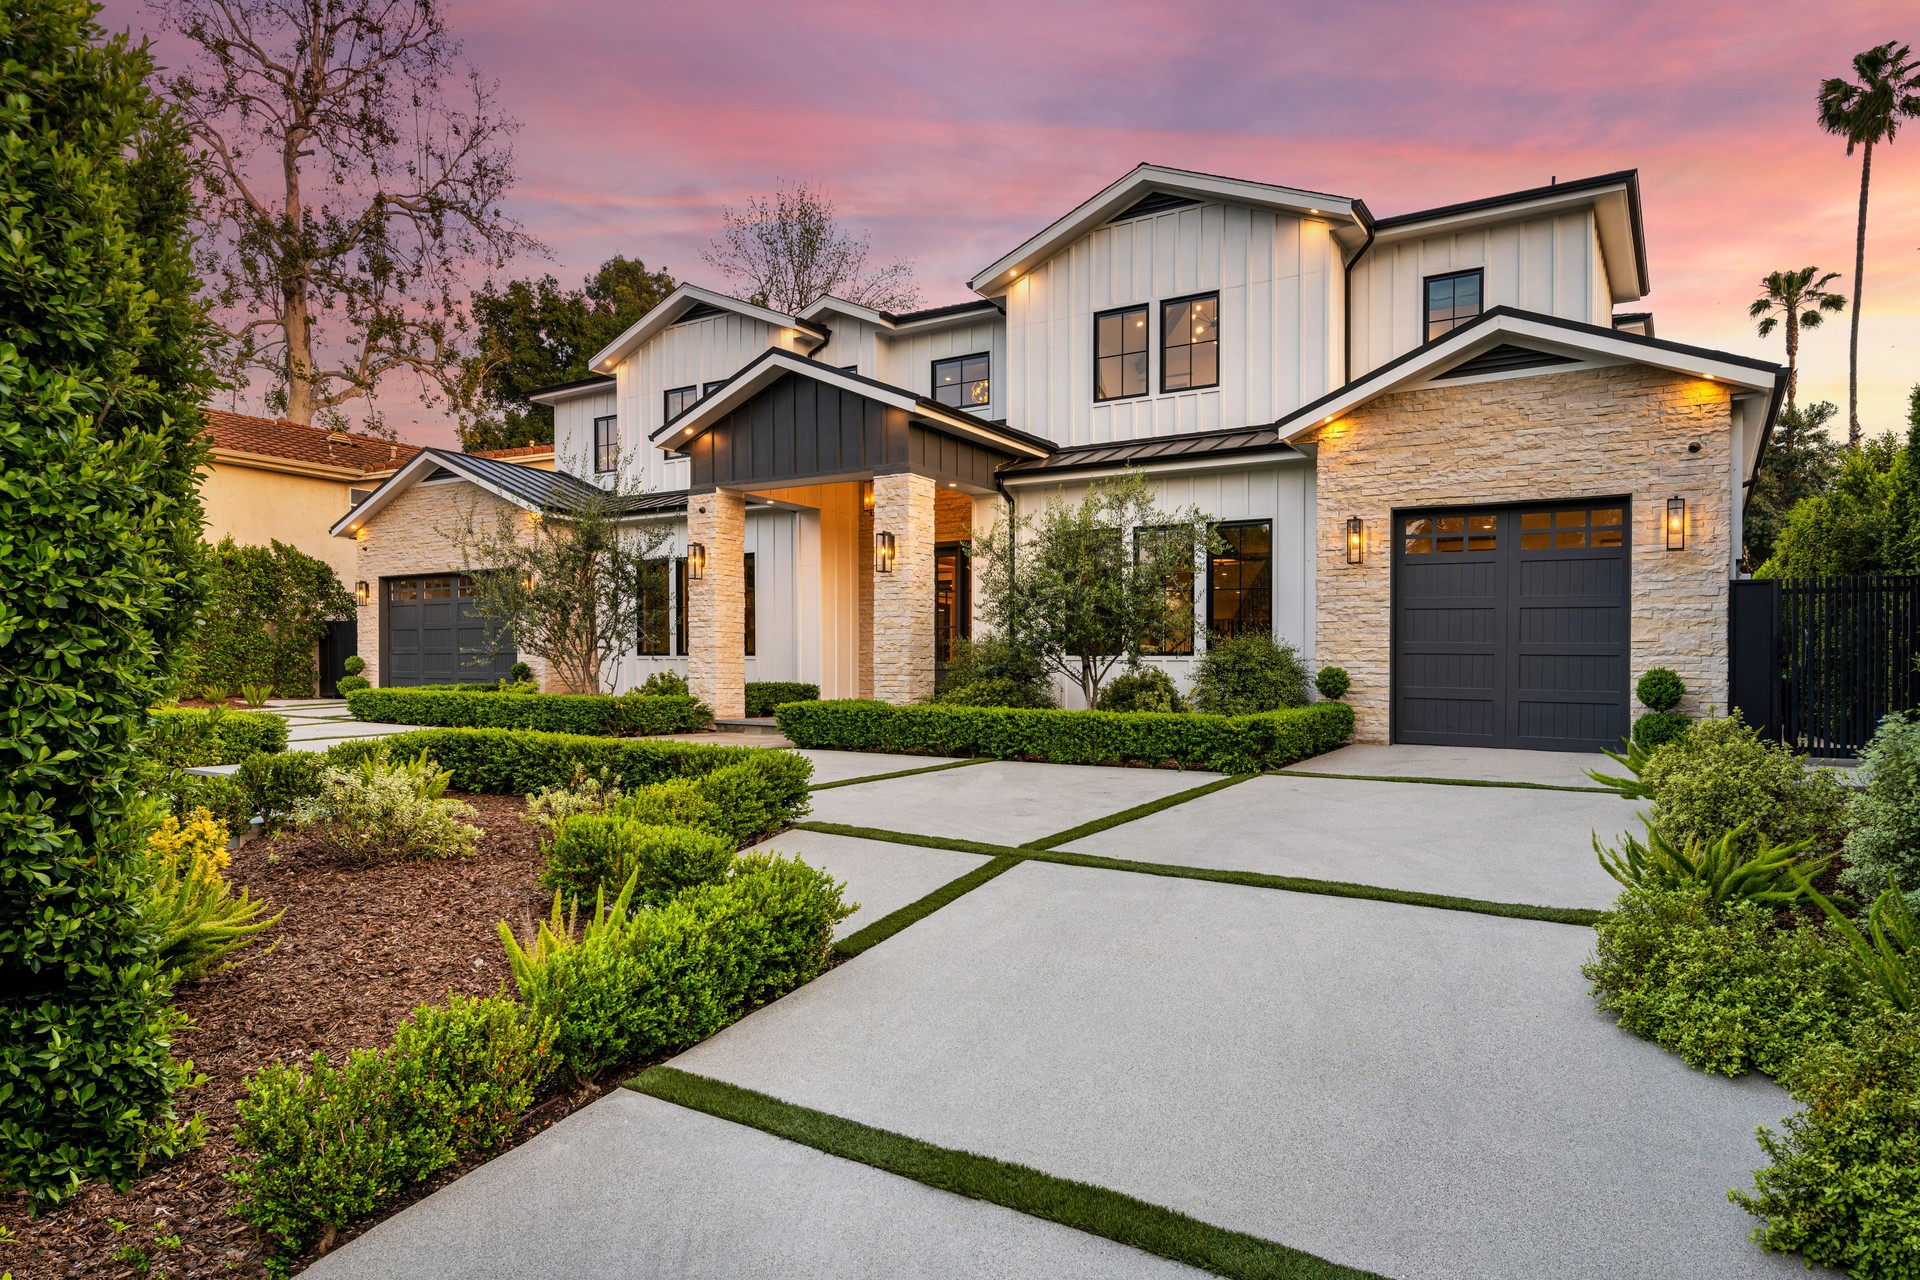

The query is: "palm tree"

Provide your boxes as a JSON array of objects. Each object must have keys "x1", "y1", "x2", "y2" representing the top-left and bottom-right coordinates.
[
  {"x1": 1749, "y1": 268, "x2": 1845, "y2": 411},
  {"x1": 1818, "y1": 42, "x2": 1920, "y2": 447}
]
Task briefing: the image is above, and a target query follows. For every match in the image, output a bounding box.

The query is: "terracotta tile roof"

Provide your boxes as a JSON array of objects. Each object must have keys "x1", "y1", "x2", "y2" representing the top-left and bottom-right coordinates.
[
  {"x1": 472, "y1": 443, "x2": 554, "y2": 459},
  {"x1": 203, "y1": 409, "x2": 423, "y2": 475}
]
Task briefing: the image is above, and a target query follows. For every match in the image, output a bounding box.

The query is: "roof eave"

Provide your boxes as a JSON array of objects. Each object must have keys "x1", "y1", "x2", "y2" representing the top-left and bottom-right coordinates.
[{"x1": 586, "y1": 284, "x2": 828, "y2": 374}]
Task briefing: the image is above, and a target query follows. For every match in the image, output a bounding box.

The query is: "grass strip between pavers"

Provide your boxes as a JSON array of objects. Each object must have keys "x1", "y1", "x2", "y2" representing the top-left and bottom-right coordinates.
[
  {"x1": 1023, "y1": 773, "x2": 1256, "y2": 849},
  {"x1": 809, "y1": 756, "x2": 993, "y2": 792},
  {"x1": 1276, "y1": 768, "x2": 1622, "y2": 796},
  {"x1": 795, "y1": 821, "x2": 1602, "y2": 927},
  {"x1": 629, "y1": 1067, "x2": 1386, "y2": 1280},
  {"x1": 833, "y1": 856, "x2": 1023, "y2": 958}
]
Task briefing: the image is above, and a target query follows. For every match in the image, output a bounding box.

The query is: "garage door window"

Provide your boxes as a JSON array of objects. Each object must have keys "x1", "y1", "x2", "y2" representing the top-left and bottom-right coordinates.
[
  {"x1": 1403, "y1": 512, "x2": 1495, "y2": 555},
  {"x1": 1521, "y1": 506, "x2": 1623, "y2": 550}
]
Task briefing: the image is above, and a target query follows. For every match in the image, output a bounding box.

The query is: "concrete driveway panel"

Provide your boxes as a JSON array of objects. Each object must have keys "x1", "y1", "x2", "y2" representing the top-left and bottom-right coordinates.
[
  {"x1": 1288, "y1": 743, "x2": 1618, "y2": 788},
  {"x1": 792, "y1": 748, "x2": 968, "y2": 785},
  {"x1": 748, "y1": 828, "x2": 990, "y2": 938}
]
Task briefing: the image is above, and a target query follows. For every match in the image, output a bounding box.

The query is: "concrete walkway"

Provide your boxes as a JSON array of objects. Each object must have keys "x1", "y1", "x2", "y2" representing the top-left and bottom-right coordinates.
[{"x1": 1286, "y1": 742, "x2": 1617, "y2": 789}]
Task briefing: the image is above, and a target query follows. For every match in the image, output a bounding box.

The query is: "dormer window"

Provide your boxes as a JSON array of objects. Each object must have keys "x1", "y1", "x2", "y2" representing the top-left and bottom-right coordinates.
[
  {"x1": 702, "y1": 380, "x2": 728, "y2": 398},
  {"x1": 593, "y1": 415, "x2": 617, "y2": 473},
  {"x1": 1161, "y1": 293, "x2": 1218, "y2": 392},
  {"x1": 1095, "y1": 305, "x2": 1149, "y2": 401},
  {"x1": 1425, "y1": 270, "x2": 1483, "y2": 342},
  {"x1": 664, "y1": 385, "x2": 698, "y2": 421},
  {"x1": 932, "y1": 353, "x2": 990, "y2": 410}
]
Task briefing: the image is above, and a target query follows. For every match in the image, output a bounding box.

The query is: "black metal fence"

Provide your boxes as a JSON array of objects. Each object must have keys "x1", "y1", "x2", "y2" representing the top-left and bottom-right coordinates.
[{"x1": 1729, "y1": 575, "x2": 1920, "y2": 759}]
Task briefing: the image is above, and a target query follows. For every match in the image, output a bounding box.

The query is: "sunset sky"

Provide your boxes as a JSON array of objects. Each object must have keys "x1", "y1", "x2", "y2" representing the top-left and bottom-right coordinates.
[{"x1": 104, "y1": 0, "x2": 1920, "y2": 449}]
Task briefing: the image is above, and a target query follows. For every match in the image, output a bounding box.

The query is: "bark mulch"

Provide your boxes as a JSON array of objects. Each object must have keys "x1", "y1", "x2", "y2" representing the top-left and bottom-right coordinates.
[{"x1": 0, "y1": 793, "x2": 624, "y2": 1280}]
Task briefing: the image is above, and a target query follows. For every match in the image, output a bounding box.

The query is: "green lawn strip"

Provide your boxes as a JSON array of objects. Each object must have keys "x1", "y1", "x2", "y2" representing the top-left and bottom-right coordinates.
[
  {"x1": 629, "y1": 1068, "x2": 1384, "y2": 1280},
  {"x1": 795, "y1": 821, "x2": 1601, "y2": 927},
  {"x1": 1277, "y1": 768, "x2": 1622, "y2": 796},
  {"x1": 832, "y1": 856, "x2": 1023, "y2": 958},
  {"x1": 1022, "y1": 773, "x2": 1256, "y2": 849},
  {"x1": 808, "y1": 756, "x2": 993, "y2": 792}
]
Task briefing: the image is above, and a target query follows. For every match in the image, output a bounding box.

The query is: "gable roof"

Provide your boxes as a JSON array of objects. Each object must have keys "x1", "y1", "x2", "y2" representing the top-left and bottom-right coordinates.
[
  {"x1": 205, "y1": 409, "x2": 422, "y2": 477},
  {"x1": 968, "y1": 163, "x2": 1368, "y2": 297},
  {"x1": 525, "y1": 373, "x2": 616, "y2": 405},
  {"x1": 797, "y1": 295, "x2": 1002, "y2": 331},
  {"x1": 585, "y1": 284, "x2": 828, "y2": 374},
  {"x1": 330, "y1": 448, "x2": 686, "y2": 538}
]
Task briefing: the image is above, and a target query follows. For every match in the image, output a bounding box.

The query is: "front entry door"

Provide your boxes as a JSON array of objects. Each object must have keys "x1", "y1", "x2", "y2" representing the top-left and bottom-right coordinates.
[{"x1": 934, "y1": 544, "x2": 970, "y2": 685}]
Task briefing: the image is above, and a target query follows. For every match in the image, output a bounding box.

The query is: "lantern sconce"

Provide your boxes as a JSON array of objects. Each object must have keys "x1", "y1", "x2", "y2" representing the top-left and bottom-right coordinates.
[
  {"x1": 354, "y1": 580, "x2": 370, "y2": 604},
  {"x1": 875, "y1": 530, "x2": 897, "y2": 574},
  {"x1": 1665, "y1": 496, "x2": 1687, "y2": 551},
  {"x1": 687, "y1": 542, "x2": 707, "y2": 580},
  {"x1": 1345, "y1": 516, "x2": 1365, "y2": 566}
]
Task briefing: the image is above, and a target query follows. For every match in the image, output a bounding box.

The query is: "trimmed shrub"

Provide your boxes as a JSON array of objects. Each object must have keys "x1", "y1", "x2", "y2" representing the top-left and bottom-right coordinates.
[
  {"x1": 639, "y1": 669, "x2": 689, "y2": 697},
  {"x1": 745, "y1": 681, "x2": 820, "y2": 718},
  {"x1": 139, "y1": 810, "x2": 280, "y2": 980},
  {"x1": 1096, "y1": 667, "x2": 1185, "y2": 714},
  {"x1": 146, "y1": 707, "x2": 289, "y2": 767},
  {"x1": 236, "y1": 751, "x2": 326, "y2": 828},
  {"x1": 938, "y1": 636, "x2": 1054, "y2": 707},
  {"x1": 1636, "y1": 667, "x2": 1686, "y2": 712},
  {"x1": 1584, "y1": 886, "x2": 1861, "y2": 1079},
  {"x1": 1640, "y1": 714, "x2": 1847, "y2": 855},
  {"x1": 508, "y1": 661, "x2": 533, "y2": 685},
  {"x1": 1190, "y1": 633, "x2": 1308, "y2": 715},
  {"x1": 775, "y1": 699, "x2": 1353, "y2": 774},
  {"x1": 541, "y1": 816, "x2": 734, "y2": 905},
  {"x1": 154, "y1": 769, "x2": 255, "y2": 832},
  {"x1": 341, "y1": 654, "x2": 365, "y2": 676},
  {"x1": 1631, "y1": 710, "x2": 1691, "y2": 750},
  {"x1": 933, "y1": 679, "x2": 1054, "y2": 708},
  {"x1": 294, "y1": 749, "x2": 481, "y2": 862},
  {"x1": 324, "y1": 728, "x2": 783, "y2": 795},
  {"x1": 346, "y1": 687, "x2": 708, "y2": 736},
  {"x1": 1314, "y1": 666, "x2": 1350, "y2": 701},
  {"x1": 609, "y1": 754, "x2": 813, "y2": 846},
  {"x1": 1841, "y1": 715, "x2": 1920, "y2": 911},
  {"x1": 334, "y1": 674, "x2": 370, "y2": 695}
]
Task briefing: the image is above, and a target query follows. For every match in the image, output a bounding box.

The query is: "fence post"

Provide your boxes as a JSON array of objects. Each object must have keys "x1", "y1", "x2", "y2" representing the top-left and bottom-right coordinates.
[{"x1": 1727, "y1": 577, "x2": 1782, "y2": 740}]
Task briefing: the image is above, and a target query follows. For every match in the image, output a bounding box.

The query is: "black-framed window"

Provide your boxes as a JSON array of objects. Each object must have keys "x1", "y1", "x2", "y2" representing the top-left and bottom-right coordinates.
[
  {"x1": 932, "y1": 353, "x2": 990, "y2": 410},
  {"x1": 702, "y1": 379, "x2": 728, "y2": 398},
  {"x1": 1095, "y1": 304, "x2": 1149, "y2": 401},
  {"x1": 592, "y1": 415, "x2": 617, "y2": 473},
  {"x1": 1135, "y1": 525, "x2": 1196, "y2": 655},
  {"x1": 1161, "y1": 293, "x2": 1218, "y2": 392},
  {"x1": 934, "y1": 544, "x2": 971, "y2": 665},
  {"x1": 743, "y1": 552, "x2": 756, "y2": 657},
  {"x1": 674, "y1": 557, "x2": 689, "y2": 656},
  {"x1": 838, "y1": 364, "x2": 860, "y2": 375},
  {"x1": 1208, "y1": 521, "x2": 1272, "y2": 641},
  {"x1": 664, "y1": 385, "x2": 698, "y2": 421},
  {"x1": 1424, "y1": 269, "x2": 1482, "y2": 342},
  {"x1": 636, "y1": 557, "x2": 670, "y2": 655}
]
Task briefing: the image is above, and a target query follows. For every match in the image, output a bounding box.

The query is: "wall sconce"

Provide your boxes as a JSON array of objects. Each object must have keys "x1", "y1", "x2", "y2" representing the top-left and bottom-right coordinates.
[
  {"x1": 862, "y1": 484, "x2": 875, "y2": 511},
  {"x1": 875, "y1": 530, "x2": 897, "y2": 573},
  {"x1": 354, "y1": 580, "x2": 370, "y2": 604},
  {"x1": 1345, "y1": 516, "x2": 1365, "y2": 566},
  {"x1": 687, "y1": 542, "x2": 707, "y2": 579},
  {"x1": 1665, "y1": 496, "x2": 1687, "y2": 551}
]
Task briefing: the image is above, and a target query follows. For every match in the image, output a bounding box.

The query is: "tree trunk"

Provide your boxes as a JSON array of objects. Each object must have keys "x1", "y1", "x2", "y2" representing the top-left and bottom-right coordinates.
[
  {"x1": 1784, "y1": 312, "x2": 1799, "y2": 411},
  {"x1": 1847, "y1": 140, "x2": 1872, "y2": 448},
  {"x1": 281, "y1": 128, "x2": 314, "y2": 424}
]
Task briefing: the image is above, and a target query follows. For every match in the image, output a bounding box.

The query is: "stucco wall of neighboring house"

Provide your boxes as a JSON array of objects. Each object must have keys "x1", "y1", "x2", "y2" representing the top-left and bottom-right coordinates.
[
  {"x1": 1308, "y1": 363, "x2": 1734, "y2": 743},
  {"x1": 201, "y1": 460, "x2": 365, "y2": 584}
]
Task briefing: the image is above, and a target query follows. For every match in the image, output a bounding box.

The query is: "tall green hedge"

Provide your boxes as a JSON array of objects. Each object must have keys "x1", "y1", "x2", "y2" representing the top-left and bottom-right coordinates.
[
  {"x1": 346, "y1": 688, "x2": 709, "y2": 736},
  {"x1": 773, "y1": 700, "x2": 1353, "y2": 774},
  {"x1": 1, "y1": 0, "x2": 214, "y2": 1203},
  {"x1": 178, "y1": 538, "x2": 354, "y2": 697}
]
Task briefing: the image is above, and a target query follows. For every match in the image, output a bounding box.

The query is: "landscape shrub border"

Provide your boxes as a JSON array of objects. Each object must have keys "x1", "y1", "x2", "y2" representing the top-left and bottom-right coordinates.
[
  {"x1": 774, "y1": 699, "x2": 1354, "y2": 774},
  {"x1": 744, "y1": 681, "x2": 819, "y2": 718},
  {"x1": 148, "y1": 707, "x2": 289, "y2": 765},
  {"x1": 323, "y1": 727, "x2": 787, "y2": 795},
  {"x1": 346, "y1": 688, "x2": 708, "y2": 736}
]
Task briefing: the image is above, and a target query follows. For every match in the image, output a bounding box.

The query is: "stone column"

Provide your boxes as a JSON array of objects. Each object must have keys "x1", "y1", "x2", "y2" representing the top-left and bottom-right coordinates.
[
  {"x1": 687, "y1": 488, "x2": 746, "y2": 719},
  {"x1": 871, "y1": 471, "x2": 936, "y2": 705}
]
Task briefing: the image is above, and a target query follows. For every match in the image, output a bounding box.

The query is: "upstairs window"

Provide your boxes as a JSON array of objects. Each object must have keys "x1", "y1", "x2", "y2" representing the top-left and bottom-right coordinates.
[
  {"x1": 1161, "y1": 293, "x2": 1219, "y2": 392},
  {"x1": 1095, "y1": 305, "x2": 1149, "y2": 401},
  {"x1": 933, "y1": 353, "x2": 991, "y2": 410},
  {"x1": 702, "y1": 379, "x2": 728, "y2": 398},
  {"x1": 664, "y1": 385, "x2": 698, "y2": 421},
  {"x1": 1424, "y1": 269, "x2": 1483, "y2": 342},
  {"x1": 592, "y1": 415, "x2": 617, "y2": 473}
]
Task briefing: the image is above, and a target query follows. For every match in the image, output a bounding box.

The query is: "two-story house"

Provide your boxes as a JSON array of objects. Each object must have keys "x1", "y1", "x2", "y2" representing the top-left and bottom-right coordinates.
[{"x1": 336, "y1": 164, "x2": 1783, "y2": 752}]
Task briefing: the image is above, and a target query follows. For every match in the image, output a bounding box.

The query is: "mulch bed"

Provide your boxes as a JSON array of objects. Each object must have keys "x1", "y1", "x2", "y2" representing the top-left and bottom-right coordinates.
[{"x1": 0, "y1": 793, "x2": 626, "y2": 1280}]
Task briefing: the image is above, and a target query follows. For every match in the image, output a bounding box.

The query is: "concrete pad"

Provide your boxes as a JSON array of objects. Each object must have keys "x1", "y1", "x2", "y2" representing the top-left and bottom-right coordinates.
[
  {"x1": 1288, "y1": 743, "x2": 1617, "y2": 789},
  {"x1": 748, "y1": 828, "x2": 990, "y2": 938},
  {"x1": 792, "y1": 748, "x2": 968, "y2": 785},
  {"x1": 283, "y1": 719, "x2": 414, "y2": 744},
  {"x1": 1063, "y1": 773, "x2": 1642, "y2": 910},
  {"x1": 671, "y1": 861, "x2": 1804, "y2": 1280},
  {"x1": 305, "y1": 1089, "x2": 1200, "y2": 1280},
  {"x1": 806, "y1": 760, "x2": 1220, "y2": 847}
]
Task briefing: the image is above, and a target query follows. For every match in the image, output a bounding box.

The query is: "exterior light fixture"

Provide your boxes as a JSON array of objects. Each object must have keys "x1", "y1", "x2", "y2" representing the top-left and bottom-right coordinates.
[
  {"x1": 875, "y1": 530, "x2": 897, "y2": 573},
  {"x1": 354, "y1": 580, "x2": 370, "y2": 604},
  {"x1": 862, "y1": 485, "x2": 875, "y2": 511},
  {"x1": 687, "y1": 542, "x2": 707, "y2": 579},
  {"x1": 1345, "y1": 517, "x2": 1365, "y2": 565},
  {"x1": 1665, "y1": 497, "x2": 1686, "y2": 551}
]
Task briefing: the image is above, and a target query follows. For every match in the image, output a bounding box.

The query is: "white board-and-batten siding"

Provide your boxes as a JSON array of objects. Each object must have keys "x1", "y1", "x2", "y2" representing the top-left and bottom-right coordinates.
[{"x1": 550, "y1": 388, "x2": 617, "y2": 482}]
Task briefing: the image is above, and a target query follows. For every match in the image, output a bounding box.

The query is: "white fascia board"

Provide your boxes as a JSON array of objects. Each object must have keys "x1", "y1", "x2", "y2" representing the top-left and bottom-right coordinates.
[
  {"x1": 328, "y1": 451, "x2": 538, "y2": 537},
  {"x1": 1373, "y1": 182, "x2": 1643, "y2": 303},
  {"x1": 968, "y1": 164, "x2": 1361, "y2": 296},
  {"x1": 527, "y1": 380, "x2": 615, "y2": 407},
  {"x1": 798, "y1": 295, "x2": 890, "y2": 328},
  {"x1": 586, "y1": 284, "x2": 825, "y2": 373}
]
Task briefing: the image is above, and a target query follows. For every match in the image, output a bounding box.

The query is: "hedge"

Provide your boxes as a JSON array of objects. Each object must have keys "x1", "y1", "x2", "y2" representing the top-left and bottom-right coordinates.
[
  {"x1": 323, "y1": 728, "x2": 797, "y2": 795},
  {"x1": 345, "y1": 687, "x2": 708, "y2": 736},
  {"x1": 744, "y1": 682, "x2": 819, "y2": 718},
  {"x1": 147, "y1": 707, "x2": 289, "y2": 766},
  {"x1": 774, "y1": 699, "x2": 1354, "y2": 773}
]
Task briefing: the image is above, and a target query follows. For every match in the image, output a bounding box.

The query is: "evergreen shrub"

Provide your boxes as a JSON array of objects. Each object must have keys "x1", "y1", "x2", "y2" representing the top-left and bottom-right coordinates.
[
  {"x1": 346, "y1": 687, "x2": 708, "y2": 736},
  {"x1": 1190, "y1": 633, "x2": 1309, "y2": 715},
  {"x1": 178, "y1": 538, "x2": 354, "y2": 697},
  {"x1": 744, "y1": 681, "x2": 820, "y2": 717},
  {"x1": 1840, "y1": 715, "x2": 1920, "y2": 910},
  {"x1": 540, "y1": 816, "x2": 734, "y2": 904},
  {"x1": 1096, "y1": 667, "x2": 1185, "y2": 714},
  {"x1": 323, "y1": 727, "x2": 786, "y2": 795}
]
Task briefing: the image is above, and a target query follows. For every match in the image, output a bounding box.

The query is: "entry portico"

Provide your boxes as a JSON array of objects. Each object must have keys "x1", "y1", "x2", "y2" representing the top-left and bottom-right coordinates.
[{"x1": 657, "y1": 350, "x2": 1050, "y2": 717}]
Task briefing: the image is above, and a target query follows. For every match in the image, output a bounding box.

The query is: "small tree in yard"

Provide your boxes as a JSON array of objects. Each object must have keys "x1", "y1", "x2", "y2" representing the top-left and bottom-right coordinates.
[
  {"x1": 447, "y1": 488, "x2": 673, "y2": 695},
  {"x1": 972, "y1": 472, "x2": 1215, "y2": 709}
]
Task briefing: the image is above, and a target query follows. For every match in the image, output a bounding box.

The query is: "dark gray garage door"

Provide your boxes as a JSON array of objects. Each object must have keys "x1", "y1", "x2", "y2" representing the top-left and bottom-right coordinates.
[
  {"x1": 1392, "y1": 501, "x2": 1630, "y2": 752},
  {"x1": 382, "y1": 575, "x2": 517, "y2": 686}
]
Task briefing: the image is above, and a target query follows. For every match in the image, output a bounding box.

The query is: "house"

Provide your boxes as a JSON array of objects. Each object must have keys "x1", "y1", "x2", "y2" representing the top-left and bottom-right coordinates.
[{"x1": 334, "y1": 164, "x2": 1782, "y2": 752}]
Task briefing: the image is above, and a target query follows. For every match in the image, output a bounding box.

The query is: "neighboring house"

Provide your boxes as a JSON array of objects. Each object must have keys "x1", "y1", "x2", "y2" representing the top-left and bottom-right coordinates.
[{"x1": 336, "y1": 165, "x2": 1782, "y2": 752}]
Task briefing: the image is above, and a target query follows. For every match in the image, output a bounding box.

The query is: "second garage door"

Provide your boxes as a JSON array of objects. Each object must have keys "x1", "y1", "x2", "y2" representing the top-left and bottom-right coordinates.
[
  {"x1": 383, "y1": 574, "x2": 518, "y2": 686},
  {"x1": 1392, "y1": 500, "x2": 1630, "y2": 752}
]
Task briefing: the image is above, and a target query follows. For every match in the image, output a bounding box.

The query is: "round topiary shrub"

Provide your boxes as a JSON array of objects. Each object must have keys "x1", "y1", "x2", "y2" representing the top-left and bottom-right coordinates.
[
  {"x1": 1636, "y1": 668, "x2": 1685, "y2": 713},
  {"x1": 341, "y1": 654, "x2": 366, "y2": 676},
  {"x1": 1315, "y1": 666, "x2": 1351, "y2": 701},
  {"x1": 508, "y1": 661, "x2": 533, "y2": 685},
  {"x1": 1632, "y1": 710, "x2": 1690, "y2": 751},
  {"x1": 1096, "y1": 667, "x2": 1185, "y2": 714},
  {"x1": 1191, "y1": 633, "x2": 1308, "y2": 716},
  {"x1": 335, "y1": 674, "x2": 370, "y2": 694}
]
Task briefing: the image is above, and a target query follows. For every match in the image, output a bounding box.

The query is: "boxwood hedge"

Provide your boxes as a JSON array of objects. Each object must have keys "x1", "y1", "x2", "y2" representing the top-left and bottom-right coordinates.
[
  {"x1": 744, "y1": 682, "x2": 819, "y2": 718},
  {"x1": 346, "y1": 688, "x2": 708, "y2": 737},
  {"x1": 324, "y1": 727, "x2": 791, "y2": 795},
  {"x1": 774, "y1": 699, "x2": 1353, "y2": 773},
  {"x1": 147, "y1": 707, "x2": 288, "y2": 766}
]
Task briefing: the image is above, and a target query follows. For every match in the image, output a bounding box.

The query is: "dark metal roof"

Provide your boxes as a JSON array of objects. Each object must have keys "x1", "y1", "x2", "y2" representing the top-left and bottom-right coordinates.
[
  {"x1": 422, "y1": 449, "x2": 687, "y2": 517},
  {"x1": 999, "y1": 425, "x2": 1299, "y2": 476},
  {"x1": 881, "y1": 298, "x2": 1003, "y2": 324},
  {"x1": 524, "y1": 372, "x2": 616, "y2": 399}
]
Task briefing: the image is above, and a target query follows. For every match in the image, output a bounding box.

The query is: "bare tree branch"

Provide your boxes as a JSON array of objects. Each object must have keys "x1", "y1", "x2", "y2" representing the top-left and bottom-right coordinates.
[{"x1": 701, "y1": 179, "x2": 919, "y2": 314}]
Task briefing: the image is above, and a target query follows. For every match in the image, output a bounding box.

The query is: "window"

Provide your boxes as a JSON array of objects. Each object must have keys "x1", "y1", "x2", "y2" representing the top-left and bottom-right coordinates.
[
  {"x1": 636, "y1": 558, "x2": 670, "y2": 655},
  {"x1": 348, "y1": 487, "x2": 374, "y2": 508},
  {"x1": 664, "y1": 385, "x2": 698, "y2": 421},
  {"x1": 387, "y1": 578, "x2": 417, "y2": 602},
  {"x1": 1208, "y1": 521, "x2": 1272, "y2": 641},
  {"x1": 743, "y1": 552, "x2": 756, "y2": 657},
  {"x1": 1402, "y1": 512, "x2": 1496, "y2": 555},
  {"x1": 934, "y1": 545, "x2": 970, "y2": 665},
  {"x1": 1424, "y1": 269, "x2": 1483, "y2": 342},
  {"x1": 839, "y1": 364, "x2": 860, "y2": 375},
  {"x1": 1519, "y1": 505, "x2": 1624, "y2": 551},
  {"x1": 1095, "y1": 305, "x2": 1149, "y2": 401},
  {"x1": 932, "y1": 353, "x2": 991, "y2": 410},
  {"x1": 593, "y1": 415, "x2": 617, "y2": 473},
  {"x1": 702, "y1": 380, "x2": 728, "y2": 398},
  {"x1": 1136, "y1": 526, "x2": 1196, "y2": 656},
  {"x1": 674, "y1": 557, "x2": 689, "y2": 656},
  {"x1": 1161, "y1": 293, "x2": 1219, "y2": 392}
]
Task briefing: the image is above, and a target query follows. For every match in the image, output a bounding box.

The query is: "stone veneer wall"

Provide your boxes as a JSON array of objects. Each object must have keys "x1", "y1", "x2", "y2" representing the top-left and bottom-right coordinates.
[
  {"x1": 350, "y1": 479, "x2": 549, "y2": 691},
  {"x1": 687, "y1": 489, "x2": 746, "y2": 718},
  {"x1": 1307, "y1": 364, "x2": 1734, "y2": 744},
  {"x1": 872, "y1": 471, "x2": 936, "y2": 704}
]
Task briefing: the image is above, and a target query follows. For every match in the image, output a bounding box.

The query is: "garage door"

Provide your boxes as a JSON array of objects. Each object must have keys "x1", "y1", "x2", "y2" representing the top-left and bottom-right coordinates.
[
  {"x1": 1392, "y1": 501, "x2": 1630, "y2": 752},
  {"x1": 382, "y1": 575, "x2": 517, "y2": 686}
]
